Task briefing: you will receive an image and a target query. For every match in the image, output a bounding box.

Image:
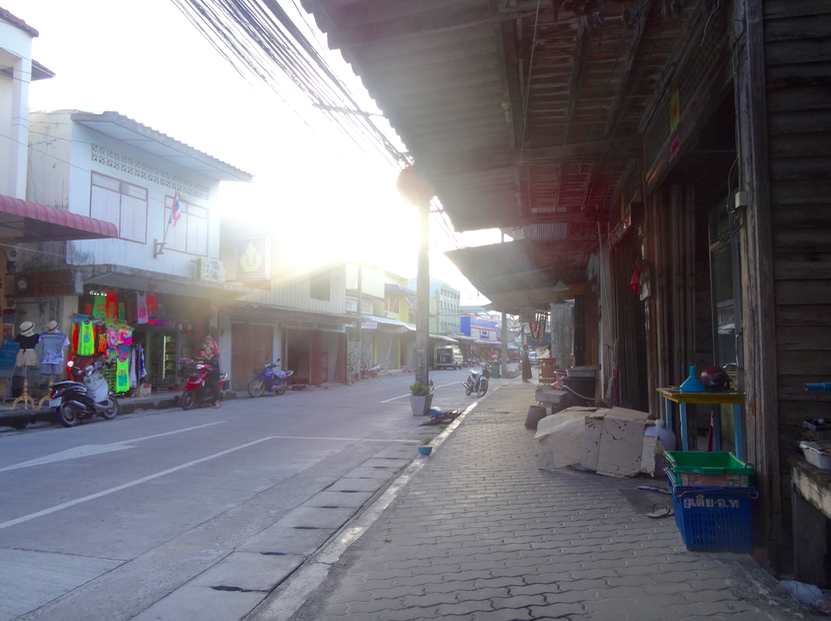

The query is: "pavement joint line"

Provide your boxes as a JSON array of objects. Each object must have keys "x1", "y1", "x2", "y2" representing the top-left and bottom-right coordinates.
[{"x1": 245, "y1": 384, "x2": 510, "y2": 620}]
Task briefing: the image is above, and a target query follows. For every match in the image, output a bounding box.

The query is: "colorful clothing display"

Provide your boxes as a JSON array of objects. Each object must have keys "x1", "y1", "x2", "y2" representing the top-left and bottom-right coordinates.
[
  {"x1": 136, "y1": 293, "x2": 148, "y2": 324},
  {"x1": 77, "y1": 321, "x2": 96, "y2": 355}
]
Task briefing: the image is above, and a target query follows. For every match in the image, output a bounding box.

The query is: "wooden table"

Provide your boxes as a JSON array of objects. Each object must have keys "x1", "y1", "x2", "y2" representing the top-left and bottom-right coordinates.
[{"x1": 656, "y1": 387, "x2": 745, "y2": 460}]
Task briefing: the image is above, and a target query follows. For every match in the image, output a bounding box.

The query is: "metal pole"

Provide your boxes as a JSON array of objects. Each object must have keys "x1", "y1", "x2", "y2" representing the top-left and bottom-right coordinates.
[
  {"x1": 501, "y1": 311, "x2": 508, "y2": 376},
  {"x1": 356, "y1": 264, "x2": 362, "y2": 381},
  {"x1": 416, "y1": 204, "x2": 430, "y2": 387}
]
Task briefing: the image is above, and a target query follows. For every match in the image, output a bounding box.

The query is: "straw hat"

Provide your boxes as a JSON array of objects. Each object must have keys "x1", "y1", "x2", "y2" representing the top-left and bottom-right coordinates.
[
  {"x1": 47, "y1": 320, "x2": 58, "y2": 332},
  {"x1": 19, "y1": 321, "x2": 34, "y2": 336}
]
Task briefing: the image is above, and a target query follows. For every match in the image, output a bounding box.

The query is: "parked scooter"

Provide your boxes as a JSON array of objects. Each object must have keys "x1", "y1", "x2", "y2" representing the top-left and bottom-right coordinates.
[
  {"x1": 180, "y1": 358, "x2": 228, "y2": 409},
  {"x1": 360, "y1": 363, "x2": 381, "y2": 379},
  {"x1": 51, "y1": 359, "x2": 119, "y2": 427},
  {"x1": 462, "y1": 361, "x2": 492, "y2": 398},
  {"x1": 248, "y1": 359, "x2": 294, "y2": 397}
]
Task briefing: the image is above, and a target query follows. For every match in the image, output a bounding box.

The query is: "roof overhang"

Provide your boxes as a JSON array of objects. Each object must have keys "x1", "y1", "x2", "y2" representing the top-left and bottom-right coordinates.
[
  {"x1": 446, "y1": 240, "x2": 584, "y2": 314},
  {"x1": 0, "y1": 194, "x2": 118, "y2": 242},
  {"x1": 71, "y1": 111, "x2": 253, "y2": 183},
  {"x1": 364, "y1": 314, "x2": 414, "y2": 334},
  {"x1": 82, "y1": 264, "x2": 256, "y2": 304}
]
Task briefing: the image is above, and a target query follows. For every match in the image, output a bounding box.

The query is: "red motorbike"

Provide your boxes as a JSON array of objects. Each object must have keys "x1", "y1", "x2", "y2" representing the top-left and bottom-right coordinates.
[{"x1": 180, "y1": 358, "x2": 228, "y2": 410}]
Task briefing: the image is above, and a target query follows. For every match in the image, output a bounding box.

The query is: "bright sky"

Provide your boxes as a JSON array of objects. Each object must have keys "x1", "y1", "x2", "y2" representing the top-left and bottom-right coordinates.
[{"x1": 6, "y1": 0, "x2": 499, "y2": 305}]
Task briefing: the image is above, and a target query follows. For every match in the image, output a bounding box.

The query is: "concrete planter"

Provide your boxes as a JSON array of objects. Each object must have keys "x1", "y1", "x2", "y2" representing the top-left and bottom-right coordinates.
[{"x1": 409, "y1": 392, "x2": 434, "y2": 416}]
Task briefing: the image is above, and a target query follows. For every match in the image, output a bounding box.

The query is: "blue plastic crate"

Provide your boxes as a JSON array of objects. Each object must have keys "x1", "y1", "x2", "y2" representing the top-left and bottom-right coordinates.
[{"x1": 670, "y1": 480, "x2": 756, "y2": 553}]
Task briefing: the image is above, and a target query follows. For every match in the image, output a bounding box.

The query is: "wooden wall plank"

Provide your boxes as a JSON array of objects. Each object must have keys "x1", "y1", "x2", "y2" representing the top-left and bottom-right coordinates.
[
  {"x1": 765, "y1": 15, "x2": 831, "y2": 42},
  {"x1": 778, "y1": 351, "x2": 831, "y2": 376},
  {"x1": 772, "y1": 230, "x2": 831, "y2": 252},
  {"x1": 771, "y1": 180, "x2": 831, "y2": 205},
  {"x1": 769, "y1": 134, "x2": 831, "y2": 158},
  {"x1": 776, "y1": 305, "x2": 831, "y2": 326},
  {"x1": 766, "y1": 0, "x2": 831, "y2": 19},
  {"x1": 774, "y1": 258, "x2": 831, "y2": 281},
  {"x1": 765, "y1": 40, "x2": 831, "y2": 66},
  {"x1": 776, "y1": 327, "x2": 831, "y2": 350},
  {"x1": 767, "y1": 86, "x2": 831, "y2": 112},
  {"x1": 770, "y1": 110, "x2": 831, "y2": 134},
  {"x1": 770, "y1": 157, "x2": 831, "y2": 181},
  {"x1": 772, "y1": 204, "x2": 831, "y2": 227},
  {"x1": 775, "y1": 280, "x2": 831, "y2": 305}
]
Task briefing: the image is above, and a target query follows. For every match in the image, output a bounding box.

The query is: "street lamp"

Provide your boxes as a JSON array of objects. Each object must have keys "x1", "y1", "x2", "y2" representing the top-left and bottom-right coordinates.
[{"x1": 396, "y1": 165, "x2": 435, "y2": 388}]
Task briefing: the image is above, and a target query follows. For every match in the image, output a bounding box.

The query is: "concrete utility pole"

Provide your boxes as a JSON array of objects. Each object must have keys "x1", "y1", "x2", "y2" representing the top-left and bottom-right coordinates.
[
  {"x1": 415, "y1": 204, "x2": 430, "y2": 387},
  {"x1": 396, "y1": 165, "x2": 434, "y2": 389}
]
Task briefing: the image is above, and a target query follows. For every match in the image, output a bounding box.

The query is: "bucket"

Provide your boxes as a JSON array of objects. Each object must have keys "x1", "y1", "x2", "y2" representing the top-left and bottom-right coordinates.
[
  {"x1": 525, "y1": 405, "x2": 547, "y2": 430},
  {"x1": 561, "y1": 376, "x2": 596, "y2": 406}
]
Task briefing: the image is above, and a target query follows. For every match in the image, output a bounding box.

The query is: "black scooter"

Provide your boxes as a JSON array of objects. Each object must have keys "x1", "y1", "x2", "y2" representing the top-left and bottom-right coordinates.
[
  {"x1": 50, "y1": 360, "x2": 119, "y2": 427},
  {"x1": 462, "y1": 361, "x2": 492, "y2": 398}
]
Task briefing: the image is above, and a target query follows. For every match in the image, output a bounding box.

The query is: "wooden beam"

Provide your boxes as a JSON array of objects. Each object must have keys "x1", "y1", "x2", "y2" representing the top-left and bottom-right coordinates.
[
  {"x1": 563, "y1": 16, "x2": 590, "y2": 144},
  {"x1": 420, "y1": 138, "x2": 640, "y2": 177},
  {"x1": 604, "y1": 2, "x2": 652, "y2": 138}
]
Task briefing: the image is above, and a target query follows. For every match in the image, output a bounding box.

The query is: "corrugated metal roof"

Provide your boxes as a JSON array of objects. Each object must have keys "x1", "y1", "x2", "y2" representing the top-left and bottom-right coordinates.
[
  {"x1": 71, "y1": 111, "x2": 253, "y2": 183},
  {"x1": 302, "y1": 0, "x2": 684, "y2": 291}
]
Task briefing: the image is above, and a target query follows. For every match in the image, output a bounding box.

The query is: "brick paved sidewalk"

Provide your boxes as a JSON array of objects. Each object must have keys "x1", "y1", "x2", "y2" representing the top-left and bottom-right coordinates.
[{"x1": 289, "y1": 381, "x2": 812, "y2": 621}]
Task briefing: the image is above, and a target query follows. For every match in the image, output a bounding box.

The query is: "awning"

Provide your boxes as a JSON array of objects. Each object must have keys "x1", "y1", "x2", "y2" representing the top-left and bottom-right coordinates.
[
  {"x1": 384, "y1": 283, "x2": 416, "y2": 295},
  {"x1": 446, "y1": 241, "x2": 584, "y2": 314},
  {"x1": 430, "y1": 334, "x2": 459, "y2": 344},
  {"x1": 0, "y1": 194, "x2": 119, "y2": 242},
  {"x1": 363, "y1": 315, "x2": 414, "y2": 334}
]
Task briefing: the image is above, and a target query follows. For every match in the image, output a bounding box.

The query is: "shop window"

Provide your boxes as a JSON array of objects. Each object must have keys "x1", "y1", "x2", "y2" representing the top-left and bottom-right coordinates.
[
  {"x1": 164, "y1": 195, "x2": 208, "y2": 256},
  {"x1": 311, "y1": 270, "x2": 331, "y2": 300},
  {"x1": 91, "y1": 172, "x2": 148, "y2": 243}
]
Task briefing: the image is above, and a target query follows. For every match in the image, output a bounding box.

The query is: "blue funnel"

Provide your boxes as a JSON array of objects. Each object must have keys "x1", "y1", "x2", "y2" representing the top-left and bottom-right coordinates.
[{"x1": 680, "y1": 365, "x2": 706, "y2": 392}]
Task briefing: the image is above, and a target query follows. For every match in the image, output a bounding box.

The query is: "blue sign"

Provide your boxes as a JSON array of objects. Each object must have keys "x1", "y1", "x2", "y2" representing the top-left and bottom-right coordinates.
[{"x1": 0, "y1": 338, "x2": 21, "y2": 378}]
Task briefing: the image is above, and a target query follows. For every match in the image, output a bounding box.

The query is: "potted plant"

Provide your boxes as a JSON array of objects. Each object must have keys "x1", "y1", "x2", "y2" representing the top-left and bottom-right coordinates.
[
  {"x1": 409, "y1": 380, "x2": 434, "y2": 416},
  {"x1": 418, "y1": 437, "x2": 433, "y2": 456}
]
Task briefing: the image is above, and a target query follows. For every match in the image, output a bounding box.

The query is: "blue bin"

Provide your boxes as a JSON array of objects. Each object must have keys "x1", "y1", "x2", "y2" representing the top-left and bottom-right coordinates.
[{"x1": 670, "y1": 479, "x2": 756, "y2": 553}]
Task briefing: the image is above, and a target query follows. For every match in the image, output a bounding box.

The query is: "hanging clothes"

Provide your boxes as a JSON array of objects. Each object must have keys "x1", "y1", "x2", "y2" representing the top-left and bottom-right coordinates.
[
  {"x1": 78, "y1": 321, "x2": 95, "y2": 355},
  {"x1": 136, "y1": 293, "x2": 148, "y2": 324},
  {"x1": 105, "y1": 289, "x2": 118, "y2": 319},
  {"x1": 115, "y1": 356, "x2": 130, "y2": 393},
  {"x1": 147, "y1": 294, "x2": 157, "y2": 324},
  {"x1": 40, "y1": 330, "x2": 70, "y2": 375},
  {"x1": 126, "y1": 293, "x2": 137, "y2": 324},
  {"x1": 93, "y1": 296, "x2": 106, "y2": 317},
  {"x1": 129, "y1": 348, "x2": 138, "y2": 388}
]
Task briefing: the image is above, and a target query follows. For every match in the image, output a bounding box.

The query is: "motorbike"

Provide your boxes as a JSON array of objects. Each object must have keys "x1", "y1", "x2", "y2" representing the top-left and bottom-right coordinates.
[
  {"x1": 462, "y1": 361, "x2": 492, "y2": 398},
  {"x1": 360, "y1": 363, "x2": 380, "y2": 379},
  {"x1": 180, "y1": 358, "x2": 228, "y2": 409},
  {"x1": 248, "y1": 359, "x2": 294, "y2": 397},
  {"x1": 51, "y1": 359, "x2": 119, "y2": 427}
]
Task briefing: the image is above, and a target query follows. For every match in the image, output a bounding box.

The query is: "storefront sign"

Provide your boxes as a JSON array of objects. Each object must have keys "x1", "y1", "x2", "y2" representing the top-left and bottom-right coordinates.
[
  {"x1": 13, "y1": 269, "x2": 76, "y2": 297},
  {"x1": 236, "y1": 237, "x2": 271, "y2": 281},
  {"x1": 361, "y1": 321, "x2": 378, "y2": 330},
  {"x1": 198, "y1": 258, "x2": 226, "y2": 283}
]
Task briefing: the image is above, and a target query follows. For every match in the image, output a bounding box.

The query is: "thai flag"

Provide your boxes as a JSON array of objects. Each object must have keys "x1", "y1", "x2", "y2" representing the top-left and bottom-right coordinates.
[
  {"x1": 169, "y1": 193, "x2": 182, "y2": 227},
  {"x1": 405, "y1": 296, "x2": 414, "y2": 310}
]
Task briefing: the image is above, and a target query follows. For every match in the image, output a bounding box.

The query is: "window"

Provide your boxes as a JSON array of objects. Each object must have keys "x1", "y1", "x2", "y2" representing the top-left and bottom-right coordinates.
[
  {"x1": 91, "y1": 172, "x2": 148, "y2": 243},
  {"x1": 164, "y1": 195, "x2": 208, "y2": 256},
  {"x1": 311, "y1": 270, "x2": 331, "y2": 300}
]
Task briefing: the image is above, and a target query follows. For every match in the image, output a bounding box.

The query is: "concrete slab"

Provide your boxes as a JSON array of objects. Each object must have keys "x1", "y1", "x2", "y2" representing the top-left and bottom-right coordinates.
[
  {"x1": 188, "y1": 551, "x2": 302, "y2": 591},
  {"x1": 130, "y1": 585, "x2": 264, "y2": 621},
  {"x1": 240, "y1": 525, "x2": 331, "y2": 555},
  {"x1": 276, "y1": 505, "x2": 356, "y2": 529},
  {"x1": 326, "y1": 477, "x2": 387, "y2": 492},
  {"x1": 343, "y1": 465, "x2": 402, "y2": 479},
  {"x1": 0, "y1": 549, "x2": 123, "y2": 621},
  {"x1": 304, "y1": 490, "x2": 374, "y2": 508}
]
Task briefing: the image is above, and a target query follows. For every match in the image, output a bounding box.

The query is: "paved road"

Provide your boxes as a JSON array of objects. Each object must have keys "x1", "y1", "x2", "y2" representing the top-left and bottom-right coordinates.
[{"x1": 0, "y1": 368, "x2": 505, "y2": 621}]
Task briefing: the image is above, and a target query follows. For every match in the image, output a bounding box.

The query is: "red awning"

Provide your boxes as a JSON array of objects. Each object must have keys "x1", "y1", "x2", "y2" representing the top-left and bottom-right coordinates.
[{"x1": 0, "y1": 194, "x2": 118, "y2": 242}]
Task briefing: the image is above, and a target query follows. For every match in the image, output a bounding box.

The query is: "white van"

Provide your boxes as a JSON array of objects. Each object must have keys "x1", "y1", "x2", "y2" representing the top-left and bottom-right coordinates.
[{"x1": 435, "y1": 345, "x2": 463, "y2": 369}]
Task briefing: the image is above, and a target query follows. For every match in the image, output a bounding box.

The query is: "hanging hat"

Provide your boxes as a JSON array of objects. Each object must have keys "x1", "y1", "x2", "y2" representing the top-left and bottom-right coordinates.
[
  {"x1": 19, "y1": 321, "x2": 34, "y2": 336},
  {"x1": 47, "y1": 320, "x2": 58, "y2": 332}
]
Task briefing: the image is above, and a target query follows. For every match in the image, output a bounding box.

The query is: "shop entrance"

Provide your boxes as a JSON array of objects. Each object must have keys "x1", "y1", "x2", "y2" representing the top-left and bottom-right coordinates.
[{"x1": 231, "y1": 323, "x2": 273, "y2": 392}]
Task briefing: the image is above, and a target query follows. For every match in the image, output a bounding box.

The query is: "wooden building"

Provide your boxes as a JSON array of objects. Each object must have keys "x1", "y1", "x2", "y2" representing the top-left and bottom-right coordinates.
[{"x1": 294, "y1": 0, "x2": 827, "y2": 574}]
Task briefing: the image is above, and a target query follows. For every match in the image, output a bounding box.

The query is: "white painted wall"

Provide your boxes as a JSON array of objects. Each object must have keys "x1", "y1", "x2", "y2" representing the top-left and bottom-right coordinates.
[
  {"x1": 27, "y1": 112, "x2": 222, "y2": 279},
  {"x1": 0, "y1": 19, "x2": 34, "y2": 198}
]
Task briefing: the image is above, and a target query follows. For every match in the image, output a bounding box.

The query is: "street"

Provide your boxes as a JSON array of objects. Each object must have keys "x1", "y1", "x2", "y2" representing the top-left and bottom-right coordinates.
[{"x1": 0, "y1": 367, "x2": 510, "y2": 621}]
